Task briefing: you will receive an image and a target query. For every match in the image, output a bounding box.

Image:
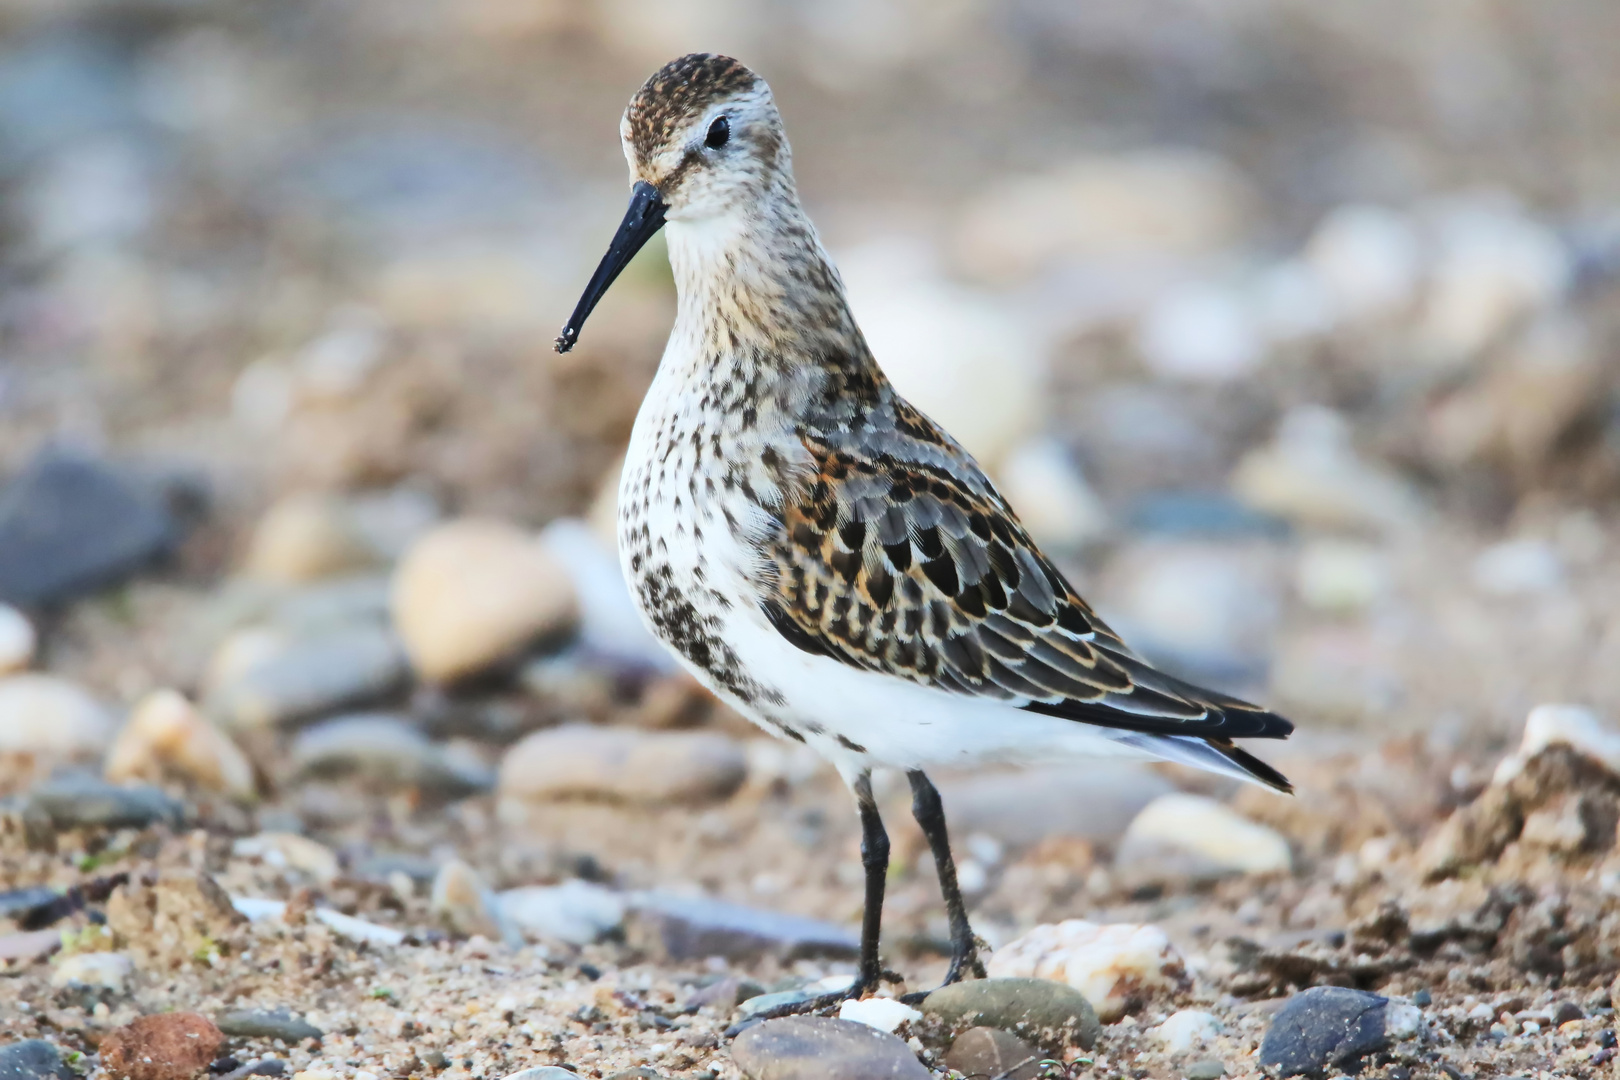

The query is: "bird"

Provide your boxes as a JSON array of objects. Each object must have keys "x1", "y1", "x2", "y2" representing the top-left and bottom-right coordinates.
[{"x1": 555, "y1": 53, "x2": 1293, "y2": 1013}]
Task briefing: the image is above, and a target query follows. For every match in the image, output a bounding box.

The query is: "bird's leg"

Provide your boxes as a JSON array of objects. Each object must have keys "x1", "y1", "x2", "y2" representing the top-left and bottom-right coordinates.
[
  {"x1": 906, "y1": 769, "x2": 986, "y2": 991},
  {"x1": 746, "y1": 772, "x2": 889, "y2": 1020}
]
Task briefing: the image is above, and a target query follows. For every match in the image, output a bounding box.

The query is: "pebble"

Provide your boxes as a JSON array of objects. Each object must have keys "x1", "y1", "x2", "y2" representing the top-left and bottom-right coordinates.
[
  {"x1": 244, "y1": 493, "x2": 379, "y2": 584},
  {"x1": 229, "y1": 895, "x2": 405, "y2": 947},
  {"x1": 1258, "y1": 986, "x2": 1404, "y2": 1076},
  {"x1": 994, "y1": 437, "x2": 1109, "y2": 551},
  {"x1": 1294, "y1": 539, "x2": 1391, "y2": 614},
  {"x1": 215, "y1": 1009, "x2": 324, "y2": 1043},
  {"x1": 50, "y1": 951, "x2": 132, "y2": 993},
  {"x1": 1232, "y1": 406, "x2": 1426, "y2": 535},
  {"x1": 1136, "y1": 281, "x2": 1264, "y2": 382},
  {"x1": 0, "y1": 450, "x2": 179, "y2": 606},
  {"x1": 942, "y1": 1027, "x2": 1044, "y2": 1080},
  {"x1": 1303, "y1": 204, "x2": 1421, "y2": 319},
  {"x1": 346, "y1": 485, "x2": 441, "y2": 561},
  {"x1": 0, "y1": 675, "x2": 115, "y2": 756},
  {"x1": 837, "y1": 997, "x2": 922, "y2": 1033},
  {"x1": 28, "y1": 774, "x2": 184, "y2": 830},
  {"x1": 497, "y1": 880, "x2": 626, "y2": 945},
  {"x1": 0, "y1": 1040, "x2": 75, "y2": 1080},
  {"x1": 985, "y1": 922, "x2": 1185, "y2": 1023},
  {"x1": 936, "y1": 764, "x2": 1173, "y2": 848},
  {"x1": 232, "y1": 832, "x2": 341, "y2": 884},
  {"x1": 208, "y1": 625, "x2": 408, "y2": 730},
  {"x1": 100, "y1": 1012, "x2": 225, "y2": 1080},
  {"x1": 0, "y1": 604, "x2": 36, "y2": 673},
  {"x1": 391, "y1": 518, "x2": 578, "y2": 684},
  {"x1": 498, "y1": 724, "x2": 747, "y2": 806},
  {"x1": 1185, "y1": 1058, "x2": 1227, "y2": 1080},
  {"x1": 1471, "y1": 538, "x2": 1563, "y2": 597},
  {"x1": 954, "y1": 150, "x2": 1254, "y2": 281},
  {"x1": 105, "y1": 689, "x2": 257, "y2": 800},
  {"x1": 0, "y1": 929, "x2": 62, "y2": 963},
  {"x1": 290, "y1": 714, "x2": 493, "y2": 796},
  {"x1": 107, "y1": 872, "x2": 243, "y2": 964},
  {"x1": 1153, "y1": 1009, "x2": 1223, "y2": 1054},
  {"x1": 729, "y1": 1015, "x2": 930, "y2": 1080},
  {"x1": 921, "y1": 977, "x2": 1100, "y2": 1050},
  {"x1": 1115, "y1": 793, "x2": 1292, "y2": 885},
  {"x1": 1492, "y1": 704, "x2": 1620, "y2": 785},
  {"x1": 685, "y1": 975, "x2": 767, "y2": 1012},
  {"x1": 1420, "y1": 198, "x2": 1569, "y2": 360},
  {"x1": 626, "y1": 890, "x2": 858, "y2": 962},
  {"x1": 431, "y1": 860, "x2": 522, "y2": 948},
  {"x1": 499, "y1": 1071, "x2": 583, "y2": 1080}
]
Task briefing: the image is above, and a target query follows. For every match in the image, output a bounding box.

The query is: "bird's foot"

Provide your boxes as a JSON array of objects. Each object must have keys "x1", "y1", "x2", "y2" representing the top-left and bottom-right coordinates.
[
  {"x1": 897, "y1": 941, "x2": 988, "y2": 1005},
  {"x1": 739, "y1": 969, "x2": 902, "y2": 1022}
]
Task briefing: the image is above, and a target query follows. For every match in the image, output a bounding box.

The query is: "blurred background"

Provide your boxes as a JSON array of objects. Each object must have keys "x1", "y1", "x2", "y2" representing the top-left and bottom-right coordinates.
[{"x1": 4, "y1": 0, "x2": 1620, "y2": 1062}]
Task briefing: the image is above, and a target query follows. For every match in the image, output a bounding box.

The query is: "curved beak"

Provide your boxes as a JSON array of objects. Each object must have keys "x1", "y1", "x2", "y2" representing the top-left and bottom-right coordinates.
[{"x1": 554, "y1": 180, "x2": 668, "y2": 353}]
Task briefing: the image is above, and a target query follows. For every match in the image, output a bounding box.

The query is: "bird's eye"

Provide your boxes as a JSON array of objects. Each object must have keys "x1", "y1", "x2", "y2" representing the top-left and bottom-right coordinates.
[{"x1": 705, "y1": 116, "x2": 730, "y2": 150}]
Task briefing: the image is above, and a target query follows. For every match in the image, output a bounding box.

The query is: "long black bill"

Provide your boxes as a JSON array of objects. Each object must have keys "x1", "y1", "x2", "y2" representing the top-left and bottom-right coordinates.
[{"x1": 554, "y1": 180, "x2": 668, "y2": 353}]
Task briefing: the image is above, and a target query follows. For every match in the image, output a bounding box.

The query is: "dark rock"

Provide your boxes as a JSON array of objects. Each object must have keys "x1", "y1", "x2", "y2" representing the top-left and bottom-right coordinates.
[
  {"x1": 626, "y1": 892, "x2": 857, "y2": 962},
  {"x1": 101, "y1": 1012, "x2": 226, "y2": 1080},
  {"x1": 1185, "y1": 1059, "x2": 1226, "y2": 1080},
  {"x1": 1552, "y1": 1000, "x2": 1583, "y2": 1026},
  {"x1": 1258, "y1": 986, "x2": 1394, "y2": 1076},
  {"x1": 0, "y1": 886, "x2": 60, "y2": 921},
  {"x1": 942, "y1": 1027, "x2": 1045, "y2": 1080},
  {"x1": 29, "y1": 775, "x2": 184, "y2": 830},
  {"x1": 921, "y1": 978, "x2": 1100, "y2": 1051},
  {"x1": 0, "y1": 450, "x2": 179, "y2": 607},
  {"x1": 730, "y1": 1016, "x2": 929, "y2": 1080},
  {"x1": 0, "y1": 1039, "x2": 75, "y2": 1080},
  {"x1": 215, "y1": 1009, "x2": 324, "y2": 1042}
]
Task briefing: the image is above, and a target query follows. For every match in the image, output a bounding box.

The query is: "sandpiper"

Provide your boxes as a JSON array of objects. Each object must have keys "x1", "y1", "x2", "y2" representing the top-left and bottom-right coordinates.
[{"x1": 557, "y1": 53, "x2": 1293, "y2": 1010}]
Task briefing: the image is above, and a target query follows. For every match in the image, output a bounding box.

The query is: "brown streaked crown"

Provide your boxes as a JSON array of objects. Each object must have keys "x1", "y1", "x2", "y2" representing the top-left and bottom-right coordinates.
[{"x1": 626, "y1": 53, "x2": 761, "y2": 162}]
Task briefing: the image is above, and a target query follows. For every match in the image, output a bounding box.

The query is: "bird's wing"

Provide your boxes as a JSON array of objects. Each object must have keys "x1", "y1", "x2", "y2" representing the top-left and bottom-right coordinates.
[{"x1": 757, "y1": 394, "x2": 1292, "y2": 745}]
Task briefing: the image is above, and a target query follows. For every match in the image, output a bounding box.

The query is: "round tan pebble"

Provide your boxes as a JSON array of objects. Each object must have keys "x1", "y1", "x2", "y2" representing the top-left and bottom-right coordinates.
[
  {"x1": 391, "y1": 518, "x2": 578, "y2": 683},
  {"x1": 106, "y1": 689, "x2": 257, "y2": 800},
  {"x1": 0, "y1": 603, "x2": 35, "y2": 674},
  {"x1": 245, "y1": 492, "x2": 379, "y2": 583},
  {"x1": 100, "y1": 1012, "x2": 224, "y2": 1080},
  {"x1": 0, "y1": 674, "x2": 114, "y2": 756}
]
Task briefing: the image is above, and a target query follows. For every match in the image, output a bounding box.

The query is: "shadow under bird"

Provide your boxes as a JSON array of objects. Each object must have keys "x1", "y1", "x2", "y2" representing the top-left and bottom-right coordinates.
[{"x1": 557, "y1": 53, "x2": 1293, "y2": 1014}]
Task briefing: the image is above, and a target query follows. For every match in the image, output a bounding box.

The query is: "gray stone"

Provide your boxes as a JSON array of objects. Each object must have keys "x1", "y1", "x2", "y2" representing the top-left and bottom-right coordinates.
[
  {"x1": 0, "y1": 1039, "x2": 74, "y2": 1080},
  {"x1": 1186, "y1": 1058, "x2": 1227, "y2": 1080},
  {"x1": 497, "y1": 880, "x2": 625, "y2": 946},
  {"x1": 209, "y1": 626, "x2": 408, "y2": 730},
  {"x1": 730, "y1": 1016, "x2": 929, "y2": 1080},
  {"x1": 686, "y1": 975, "x2": 767, "y2": 1012},
  {"x1": 29, "y1": 774, "x2": 183, "y2": 829},
  {"x1": 736, "y1": 989, "x2": 820, "y2": 1020},
  {"x1": 290, "y1": 714, "x2": 492, "y2": 796},
  {"x1": 922, "y1": 977, "x2": 1100, "y2": 1051},
  {"x1": 0, "y1": 886, "x2": 59, "y2": 921},
  {"x1": 942, "y1": 1026, "x2": 1045, "y2": 1080},
  {"x1": 1258, "y1": 986, "x2": 1394, "y2": 1076},
  {"x1": 215, "y1": 1009, "x2": 324, "y2": 1043},
  {"x1": 603, "y1": 1071, "x2": 661, "y2": 1080},
  {"x1": 627, "y1": 891, "x2": 858, "y2": 962},
  {"x1": 0, "y1": 451, "x2": 179, "y2": 606},
  {"x1": 933, "y1": 765, "x2": 1174, "y2": 849}
]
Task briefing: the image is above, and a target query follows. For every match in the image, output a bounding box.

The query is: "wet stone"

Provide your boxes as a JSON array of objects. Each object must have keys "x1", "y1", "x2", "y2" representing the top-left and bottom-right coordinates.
[
  {"x1": 627, "y1": 891, "x2": 858, "y2": 962},
  {"x1": 28, "y1": 774, "x2": 184, "y2": 830},
  {"x1": 215, "y1": 1009, "x2": 324, "y2": 1043},
  {"x1": 0, "y1": 450, "x2": 179, "y2": 607},
  {"x1": 0, "y1": 1039, "x2": 75, "y2": 1080},
  {"x1": 942, "y1": 1026, "x2": 1044, "y2": 1080},
  {"x1": 1258, "y1": 986, "x2": 1398, "y2": 1077},
  {"x1": 922, "y1": 977, "x2": 1100, "y2": 1050},
  {"x1": 729, "y1": 1016, "x2": 930, "y2": 1080}
]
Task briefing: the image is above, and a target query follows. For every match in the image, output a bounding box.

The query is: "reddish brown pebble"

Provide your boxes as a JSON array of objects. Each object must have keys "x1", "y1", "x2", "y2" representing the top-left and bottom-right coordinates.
[{"x1": 100, "y1": 1013, "x2": 225, "y2": 1080}]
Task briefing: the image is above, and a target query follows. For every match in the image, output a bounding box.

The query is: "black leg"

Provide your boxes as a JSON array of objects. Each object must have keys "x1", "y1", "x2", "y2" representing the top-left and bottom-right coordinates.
[
  {"x1": 907, "y1": 769, "x2": 986, "y2": 985},
  {"x1": 747, "y1": 772, "x2": 887, "y2": 1020},
  {"x1": 852, "y1": 771, "x2": 889, "y2": 994}
]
